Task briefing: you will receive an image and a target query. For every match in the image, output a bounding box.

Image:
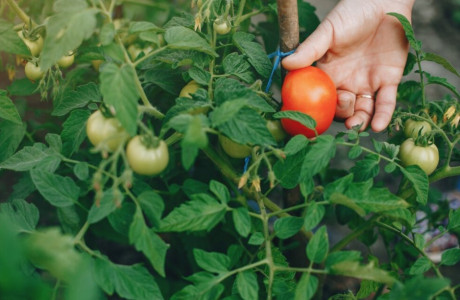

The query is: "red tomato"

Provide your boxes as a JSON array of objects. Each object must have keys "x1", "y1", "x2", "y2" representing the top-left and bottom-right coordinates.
[{"x1": 280, "y1": 66, "x2": 337, "y2": 138}]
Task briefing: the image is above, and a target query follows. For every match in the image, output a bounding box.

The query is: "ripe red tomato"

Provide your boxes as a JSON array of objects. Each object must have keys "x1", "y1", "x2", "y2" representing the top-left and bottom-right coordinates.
[{"x1": 280, "y1": 66, "x2": 337, "y2": 138}]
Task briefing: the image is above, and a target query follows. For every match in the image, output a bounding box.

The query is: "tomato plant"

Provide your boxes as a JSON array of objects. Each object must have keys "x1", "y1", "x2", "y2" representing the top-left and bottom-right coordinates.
[
  {"x1": 0, "y1": 1, "x2": 459, "y2": 300},
  {"x1": 280, "y1": 66, "x2": 337, "y2": 138},
  {"x1": 399, "y1": 138, "x2": 439, "y2": 175},
  {"x1": 126, "y1": 136, "x2": 169, "y2": 176},
  {"x1": 57, "y1": 53, "x2": 75, "y2": 68},
  {"x1": 17, "y1": 30, "x2": 43, "y2": 57}
]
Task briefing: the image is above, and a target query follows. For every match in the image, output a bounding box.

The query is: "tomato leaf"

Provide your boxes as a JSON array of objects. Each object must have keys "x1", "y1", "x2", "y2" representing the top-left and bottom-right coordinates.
[
  {"x1": 329, "y1": 261, "x2": 395, "y2": 284},
  {"x1": 0, "y1": 19, "x2": 30, "y2": 55},
  {"x1": 40, "y1": 0, "x2": 98, "y2": 70},
  {"x1": 409, "y1": 257, "x2": 431, "y2": 275},
  {"x1": 440, "y1": 248, "x2": 460, "y2": 266},
  {"x1": 160, "y1": 193, "x2": 227, "y2": 232},
  {"x1": 215, "y1": 107, "x2": 276, "y2": 146},
  {"x1": 232, "y1": 207, "x2": 251, "y2": 238},
  {"x1": 165, "y1": 26, "x2": 217, "y2": 57},
  {"x1": 87, "y1": 189, "x2": 119, "y2": 224},
  {"x1": 423, "y1": 52, "x2": 460, "y2": 77},
  {"x1": 387, "y1": 12, "x2": 420, "y2": 52},
  {"x1": 248, "y1": 232, "x2": 264, "y2": 245},
  {"x1": 447, "y1": 209, "x2": 460, "y2": 234},
  {"x1": 0, "y1": 120, "x2": 26, "y2": 163},
  {"x1": 0, "y1": 93, "x2": 21, "y2": 125},
  {"x1": 52, "y1": 83, "x2": 101, "y2": 116},
  {"x1": 350, "y1": 154, "x2": 380, "y2": 181},
  {"x1": 188, "y1": 66, "x2": 211, "y2": 85},
  {"x1": 144, "y1": 63, "x2": 183, "y2": 95},
  {"x1": 273, "y1": 148, "x2": 308, "y2": 189},
  {"x1": 7, "y1": 78, "x2": 39, "y2": 96},
  {"x1": 399, "y1": 165, "x2": 429, "y2": 205},
  {"x1": 100, "y1": 63, "x2": 139, "y2": 136},
  {"x1": 274, "y1": 216, "x2": 304, "y2": 239},
  {"x1": 325, "y1": 251, "x2": 362, "y2": 269},
  {"x1": 223, "y1": 53, "x2": 254, "y2": 83},
  {"x1": 274, "y1": 110, "x2": 316, "y2": 131},
  {"x1": 209, "y1": 180, "x2": 230, "y2": 204},
  {"x1": 306, "y1": 226, "x2": 329, "y2": 263},
  {"x1": 294, "y1": 274, "x2": 318, "y2": 300},
  {"x1": 129, "y1": 207, "x2": 169, "y2": 277},
  {"x1": 61, "y1": 109, "x2": 91, "y2": 156},
  {"x1": 193, "y1": 248, "x2": 230, "y2": 273},
  {"x1": 138, "y1": 191, "x2": 165, "y2": 229},
  {"x1": 236, "y1": 270, "x2": 259, "y2": 300},
  {"x1": 304, "y1": 202, "x2": 325, "y2": 231},
  {"x1": 300, "y1": 135, "x2": 336, "y2": 180},
  {"x1": 30, "y1": 169, "x2": 79, "y2": 207},
  {"x1": 386, "y1": 276, "x2": 450, "y2": 300},
  {"x1": 0, "y1": 199, "x2": 39, "y2": 233},
  {"x1": 0, "y1": 143, "x2": 51, "y2": 171},
  {"x1": 233, "y1": 32, "x2": 272, "y2": 78},
  {"x1": 425, "y1": 73, "x2": 460, "y2": 99},
  {"x1": 92, "y1": 257, "x2": 164, "y2": 299}
]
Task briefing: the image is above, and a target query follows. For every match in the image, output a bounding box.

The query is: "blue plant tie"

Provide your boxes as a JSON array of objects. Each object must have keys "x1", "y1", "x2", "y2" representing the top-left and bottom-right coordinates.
[
  {"x1": 265, "y1": 47, "x2": 296, "y2": 93},
  {"x1": 243, "y1": 156, "x2": 251, "y2": 173}
]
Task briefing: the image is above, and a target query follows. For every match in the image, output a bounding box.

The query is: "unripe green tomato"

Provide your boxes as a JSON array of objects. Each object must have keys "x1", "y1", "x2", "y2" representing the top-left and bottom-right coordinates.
[
  {"x1": 267, "y1": 120, "x2": 287, "y2": 143},
  {"x1": 214, "y1": 17, "x2": 231, "y2": 35},
  {"x1": 399, "y1": 138, "x2": 439, "y2": 175},
  {"x1": 218, "y1": 135, "x2": 251, "y2": 159},
  {"x1": 18, "y1": 31, "x2": 43, "y2": 57},
  {"x1": 126, "y1": 136, "x2": 169, "y2": 176},
  {"x1": 58, "y1": 53, "x2": 75, "y2": 69},
  {"x1": 404, "y1": 119, "x2": 431, "y2": 139},
  {"x1": 91, "y1": 59, "x2": 103, "y2": 72},
  {"x1": 86, "y1": 110, "x2": 128, "y2": 152},
  {"x1": 24, "y1": 61, "x2": 44, "y2": 81},
  {"x1": 179, "y1": 80, "x2": 201, "y2": 98}
]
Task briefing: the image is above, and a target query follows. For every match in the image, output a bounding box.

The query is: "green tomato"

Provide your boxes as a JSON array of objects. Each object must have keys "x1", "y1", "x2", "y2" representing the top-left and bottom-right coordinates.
[
  {"x1": 18, "y1": 31, "x2": 43, "y2": 57},
  {"x1": 86, "y1": 110, "x2": 128, "y2": 152},
  {"x1": 218, "y1": 135, "x2": 251, "y2": 159},
  {"x1": 267, "y1": 120, "x2": 287, "y2": 143},
  {"x1": 404, "y1": 119, "x2": 431, "y2": 139},
  {"x1": 58, "y1": 53, "x2": 75, "y2": 69},
  {"x1": 126, "y1": 136, "x2": 169, "y2": 176},
  {"x1": 214, "y1": 17, "x2": 231, "y2": 35},
  {"x1": 399, "y1": 138, "x2": 439, "y2": 175},
  {"x1": 24, "y1": 61, "x2": 44, "y2": 81}
]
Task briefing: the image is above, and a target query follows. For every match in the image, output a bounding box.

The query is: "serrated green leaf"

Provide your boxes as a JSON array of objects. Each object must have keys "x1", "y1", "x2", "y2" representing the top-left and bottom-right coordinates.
[
  {"x1": 425, "y1": 73, "x2": 460, "y2": 98},
  {"x1": 52, "y1": 83, "x2": 101, "y2": 116},
  {"x1": 301, "y1": 135, "x2": 336, "y2": 180},
  {"x1": 165, "y1": 26, "x2": 217, "y2": 57},
  {"x1": 209, "y1": 180, "x2": 230, "y2": 204},
  {"x1": 0, "y1": 120, "x2": 26, "y2": 163},
  {"x1": 100, "y1": 63, "x2": 138, "y2": 136},
  {"x1": 129, "y1": 207, "x2": 169, "y2": 277},
  {"x1": 387, "y1": 12, "x2": 420, "y2": 52},
  {"x1": 440, "y1": 248, "x2": 460, "y2": 266},
  {"x1": 193, "y1": 248, "x2": 230, "y2": 273},
  {"x1": 237, "y1": 270, "x2": 259, "y2": 300},
  {"x1": 138, "y1": 191, "x2": 164, "y2": 229},
  {"x1": 73, "y1": 162, "x2": 89, "y2": 180},
  {"x1": 233, "y1": 32, "x2": 271, "y2": 78},
  {"x1": 160, "y1": 193, "x2": 226, "y2": 232},
  {"x1": 40, "y1": 0, "x2": 98, "y2": 70},
  {"x1": 423, "y1": 52, "x2": 460, "y2": 77},
  {"x1": 248, "y1": 232, "x2": 265, "y2": 245},
  {"x1": 92, "y1": 257, "x2": 164, "y2": 300},
  {"x1": 273, "y1": 148, "x2": 308, "y2": 189},
  {"x1": 448, "y1": 209, "x2": 460, "y2": 233},
  {"x1": 274, "y1": 110, "x2": 316, "y2": 131},
  {"x1": 350, "y1": 154, "x2": 380, "y2": 182},
  {"x1": 409, "y1": 256, "x2": 432, "y2": 275},
  {"x1": 306, "y1": 226, "x2": 328, "y2": 263},
  {"x1": 283, "y1": 134, "x2": 309, "y2": 155},
  {"x1": 30, "y1": 169, "x2": 79, "y2": 207},
  {"x1": 87, "y1": 189, "x2": 120, "y2": 224},
  {"x1": 325, "y1": 251, "x2": 362, "y2": 269},
  {"x1": 232, "y1": 207, "x2": 251, "y2": 238},
  {"x1": 100, "y1": 23, "x2": 115, "y2": 45},
  {"x1": 188, "y1": 66, "x2": 211, "y2": 85},
  {"x1": 400, "y1": 165, "x2": 429, "y2": 205},
  {"x1": 0, "y1": 199, "x2": 39, "y2": 233},
  {"x1": 304, "y1": 202, "x2": 325, "y2": 231},
  {"x1": 348, "y1": 145, "x2": 362, "y2": 159},
  {"x1": 330, "y1": 261, "x2": 395, "y2": 284},
  {"x1": 0, "y1": 94, "x2": 21, "y2": 125},
  {"x1": 61, "y1": 109, "x2": 91, "y2": 156},
  {"x1": 294, "y1": 274, "x2": 318, "y2": 300},
  {"x1": 274, "y1": 216, "x2": 304, "y2": 239},
  {"x1": 0, "y1": 143, "x2": 51, "y2": 171}
]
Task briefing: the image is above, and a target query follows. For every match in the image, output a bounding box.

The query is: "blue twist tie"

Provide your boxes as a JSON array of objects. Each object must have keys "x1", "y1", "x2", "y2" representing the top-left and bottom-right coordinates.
[
  {"x1": 265, "y1": 47, "x2": 296, "y2": 93},
  {"x1": 243, "y1": 156, "x2": 251, "y2": 173}
]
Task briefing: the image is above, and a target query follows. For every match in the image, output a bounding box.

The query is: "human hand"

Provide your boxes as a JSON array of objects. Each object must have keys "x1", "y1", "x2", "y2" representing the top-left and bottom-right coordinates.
[{"x1": 282, "y1": 0, "x2": 415, "y2": 132}]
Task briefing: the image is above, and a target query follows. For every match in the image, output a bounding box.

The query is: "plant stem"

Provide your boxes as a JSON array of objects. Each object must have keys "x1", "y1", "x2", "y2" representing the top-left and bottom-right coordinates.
[
  {"x1": 5, "y1": 0, "x2": 33, "y2": 26},
  {"x1": 74, "y1": 221, "x2": 90, "y2": 244}
]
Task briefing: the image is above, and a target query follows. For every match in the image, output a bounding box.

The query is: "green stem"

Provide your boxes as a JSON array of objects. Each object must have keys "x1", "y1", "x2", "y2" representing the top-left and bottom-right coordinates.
[
  {"x1": 5, "y1": 0, "x2": 33, "y2": 26},
  {"x1": 133, "y1": 46, "x2": 168, "y2": 67},
  {"x1": 73, "y1": 221, "x2": 90, "y2": 244},
  {"x1": 51, "y1": 280, "x2": 61, "y2": 300},
  {"x1": 415, "y1": 53, "x2": 426, "y2": 107},
  {"x1": 273, "y1": 265, "x2": 327, "y2": 274}
]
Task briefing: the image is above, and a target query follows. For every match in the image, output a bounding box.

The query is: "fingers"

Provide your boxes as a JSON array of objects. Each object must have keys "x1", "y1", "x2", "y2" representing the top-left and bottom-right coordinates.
[
  {"x1": 335, "y1": 90, "x2": 356, "y2": 119},
  {"x1": 281, "y1": 20, "x2": 333, "y2": 70},
  {"x1": 345, "y1": 94, "x2": 375, "y2": 131},
  {"x1": 371, "y1": 84, "x2": 397, "y2": 132}
]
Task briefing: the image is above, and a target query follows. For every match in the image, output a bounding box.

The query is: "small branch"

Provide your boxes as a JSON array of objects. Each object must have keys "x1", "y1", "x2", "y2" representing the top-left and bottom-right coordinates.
[{"x1": 5, "y1": 0, "x2": 33, "y2": 26}]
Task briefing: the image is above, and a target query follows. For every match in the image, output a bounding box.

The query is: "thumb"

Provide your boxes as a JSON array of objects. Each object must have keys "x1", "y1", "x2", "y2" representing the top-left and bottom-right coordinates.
[{"x1": 281, "y1": 20, "x2": 333, "y2": 70}]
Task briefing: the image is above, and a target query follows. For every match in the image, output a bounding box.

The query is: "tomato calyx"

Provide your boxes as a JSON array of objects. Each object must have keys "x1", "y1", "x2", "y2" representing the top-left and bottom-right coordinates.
[{"x1": 139, "y1": 134, "x2": 162, "y2": 149}]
